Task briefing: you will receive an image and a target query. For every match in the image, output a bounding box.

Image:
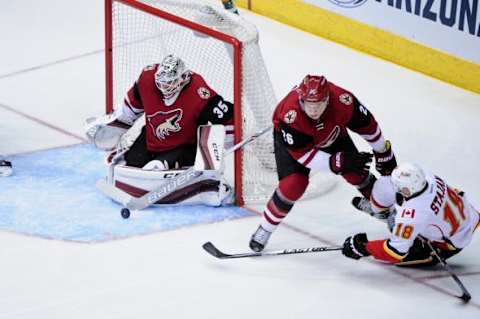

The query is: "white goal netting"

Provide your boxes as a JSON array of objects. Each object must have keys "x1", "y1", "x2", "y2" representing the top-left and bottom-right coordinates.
[{"x1": 108, "y1": 0, "x2": 336, "y2": 204}]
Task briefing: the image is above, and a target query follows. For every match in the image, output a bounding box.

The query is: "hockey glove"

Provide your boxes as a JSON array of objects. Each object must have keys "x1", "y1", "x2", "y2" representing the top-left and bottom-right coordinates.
[
  {"x1": 342, "y1": 233, "x2": 371, "y2": 260},
  {"x1": 373, "y1": 140, "x2": 397, "y2": 175},
  {"x1": 329, "y1": 152, "x2": 373, "y2": 175}
]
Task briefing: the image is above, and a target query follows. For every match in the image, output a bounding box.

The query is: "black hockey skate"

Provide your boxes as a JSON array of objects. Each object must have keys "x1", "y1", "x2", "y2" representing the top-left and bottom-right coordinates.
[
  {"x1": 352, "y1": 197, "x2": 388, "y2": 219},
  {"x1": 352, "y1": 197, "x2": 396, "y2": 231},
  {"x1": 249, "y1": 226, "x2": 272, "y2": 252}
]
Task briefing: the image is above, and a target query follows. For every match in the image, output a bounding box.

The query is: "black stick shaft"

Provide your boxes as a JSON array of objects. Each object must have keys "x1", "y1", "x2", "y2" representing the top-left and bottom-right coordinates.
[
  {"x1": 202, "y1": 242, "x2": 342, "y2": 259},
  {"x1": 426, "y1": 241, "x2": 471, "y2": 302}
]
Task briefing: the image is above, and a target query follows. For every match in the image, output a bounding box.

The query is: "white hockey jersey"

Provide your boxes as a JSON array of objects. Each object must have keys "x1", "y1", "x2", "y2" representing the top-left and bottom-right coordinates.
[{"x1": 367, "y1": 172, "x2": 480, "y2": 262}]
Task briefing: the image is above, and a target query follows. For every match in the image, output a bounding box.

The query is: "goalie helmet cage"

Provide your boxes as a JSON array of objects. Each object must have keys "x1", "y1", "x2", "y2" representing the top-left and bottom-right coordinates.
[{"x1": 105, "y1": 0, "x2": 336, "y2": 205}]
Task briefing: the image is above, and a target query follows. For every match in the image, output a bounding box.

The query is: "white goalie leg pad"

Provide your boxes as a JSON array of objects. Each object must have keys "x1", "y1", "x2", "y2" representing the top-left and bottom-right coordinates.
[
  {"x1": 97, "y1": 124, "x2": 232, "y2": 208},
  {"x1": 194, "y1": 124, "x2": 226, "y2": 171},
  {"x1": 97, "y1": 165, "x2": 233, "y2": 207}
]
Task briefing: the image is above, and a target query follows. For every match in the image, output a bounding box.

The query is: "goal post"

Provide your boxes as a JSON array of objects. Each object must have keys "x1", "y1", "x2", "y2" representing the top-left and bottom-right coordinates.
[{"x1": 104, "y1": 0, "x2": 336, "y2": 206}]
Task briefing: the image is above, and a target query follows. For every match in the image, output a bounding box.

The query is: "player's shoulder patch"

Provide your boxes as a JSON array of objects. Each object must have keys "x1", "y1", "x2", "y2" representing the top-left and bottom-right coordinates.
[
  {"x1": 284, "y1": 110, "x2": 297, "y2": 124},
  {"x1": 339, "y1": 93, "x2": 353, "y2": 105},
  {"x1": 197, "y1": 87, "x2": 211, "y2": 99}
]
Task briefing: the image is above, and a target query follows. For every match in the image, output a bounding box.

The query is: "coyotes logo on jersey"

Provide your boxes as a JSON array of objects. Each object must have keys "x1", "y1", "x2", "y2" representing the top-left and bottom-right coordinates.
[
  {"x1": 147, "y1": 109, "x2": 183, "y2": 140},
  {"x1": 315, "y1": 125, "x2": 341, "y2": 148}
]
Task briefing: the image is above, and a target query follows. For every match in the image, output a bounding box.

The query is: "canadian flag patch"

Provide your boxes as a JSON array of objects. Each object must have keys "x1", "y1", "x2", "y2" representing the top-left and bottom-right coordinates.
[{"x1": 401, "y1": 208, "x2": 415, "y2": 218}]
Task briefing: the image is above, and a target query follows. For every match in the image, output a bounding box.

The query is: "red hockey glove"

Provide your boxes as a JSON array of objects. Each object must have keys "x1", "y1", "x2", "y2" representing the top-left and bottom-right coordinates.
[
  {"x1": 342, "y1": 233, "x2": 371, "y2": 260},
  {"x1": 374, "y1": 140, "x2": 397, "y2": 175},
  {"x1": 329, "y1": 152, "x2": 373, "y2": 175}
]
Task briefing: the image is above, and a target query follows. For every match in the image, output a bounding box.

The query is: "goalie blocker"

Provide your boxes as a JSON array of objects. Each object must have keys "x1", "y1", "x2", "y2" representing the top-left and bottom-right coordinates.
[{"x1": 96, "y1": 124, "x2": 234, "y2": 209}]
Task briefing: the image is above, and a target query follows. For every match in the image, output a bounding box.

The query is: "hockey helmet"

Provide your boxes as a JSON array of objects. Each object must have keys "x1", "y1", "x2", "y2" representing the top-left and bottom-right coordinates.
[
  {"x1": 155, "y1": 54, "x2": 190, "y2": 98},
  {"x1": 297, "y1": 75, "x2": 329, "y2": 120},
  {"x1": 391, "y1": 163, "x2": 427, "y2": 198}
]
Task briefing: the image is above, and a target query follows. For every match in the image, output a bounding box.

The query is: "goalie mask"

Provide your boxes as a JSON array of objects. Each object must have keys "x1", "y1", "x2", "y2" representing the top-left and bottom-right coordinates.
[
  {"x1": 391, "y1": 163, "x2": 427, "y2": 198},
  {"x1": 155, "y1": 54, "x2": 191, "y2": 99},
  {"x1": 297, "y1": 75, "x2": 329, "y2": 120}
]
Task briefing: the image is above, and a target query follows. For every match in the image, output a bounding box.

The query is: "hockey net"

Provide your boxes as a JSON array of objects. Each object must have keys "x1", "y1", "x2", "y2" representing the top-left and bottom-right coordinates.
[{"x1": 105, "y1": 0, "x2": 337, "y2": 205}]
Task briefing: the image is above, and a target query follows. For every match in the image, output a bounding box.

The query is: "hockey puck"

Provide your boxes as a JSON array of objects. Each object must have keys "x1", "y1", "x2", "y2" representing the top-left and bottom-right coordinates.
[{"x1": 121, "y1": 208, "x2": 131, "y2": 219}]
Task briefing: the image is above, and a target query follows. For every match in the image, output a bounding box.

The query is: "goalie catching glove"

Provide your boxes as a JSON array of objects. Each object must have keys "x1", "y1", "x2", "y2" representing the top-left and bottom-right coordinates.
[{"x1": 84, "y1": 113, "x2": 132, "y2": 151}]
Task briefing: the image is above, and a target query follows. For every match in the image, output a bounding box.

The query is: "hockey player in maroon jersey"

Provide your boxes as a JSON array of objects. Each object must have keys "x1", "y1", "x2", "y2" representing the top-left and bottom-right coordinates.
[
  {"x1": 342, "y1": 163, "x2": 480, "y2": 266},
  {"x1": 249, "y1": 74, "x2": 397, "y2": 252},
  {"x1": 87, "y1": 54, "x2": 234, "y2": 169},
  {"x1": 113, "y1": 54, "x2": 234, "y2": 169}
]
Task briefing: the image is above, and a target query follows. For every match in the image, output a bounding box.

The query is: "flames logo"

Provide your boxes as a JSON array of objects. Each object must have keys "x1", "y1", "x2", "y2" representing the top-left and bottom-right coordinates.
[{"x1": 147, "y1": 108, "x2": 183, "y2": 140}]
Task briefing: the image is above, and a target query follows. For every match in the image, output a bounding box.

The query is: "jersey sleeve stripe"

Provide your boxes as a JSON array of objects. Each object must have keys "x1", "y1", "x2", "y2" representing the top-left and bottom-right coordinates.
[
  {"x1": 366, "y1": 239, "x2": 405, "y2": 263},
  {"x1": 370, "y1": 194, "x2": 390, "y2": 210},
  {"x1": 383, "y1": 239, "x2": 408, "y2": 260},
  {"x1": 360, "y1": 126, "x2": 381, "y2": 142},
  {"x1": 300, "y1": 148, "x2": 318, "y2": 166},
  {"x1": 124, "y1": 96, "x2": 143, "y2": 114}
]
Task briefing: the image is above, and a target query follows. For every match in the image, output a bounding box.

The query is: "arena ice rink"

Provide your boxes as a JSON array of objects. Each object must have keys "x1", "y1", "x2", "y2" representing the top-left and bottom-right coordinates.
[{"x1": 1, "y1": 1, "x2": 480, "y2": 318}]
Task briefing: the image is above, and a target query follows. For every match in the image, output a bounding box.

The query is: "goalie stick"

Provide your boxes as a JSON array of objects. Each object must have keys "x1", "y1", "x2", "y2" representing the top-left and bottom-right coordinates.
[
  {"x1": 354, "y1": 199, "x2": 472, "y2": 303},
  {"x1": 202, "y1": 241, "x2": 342, "y2": 259}
]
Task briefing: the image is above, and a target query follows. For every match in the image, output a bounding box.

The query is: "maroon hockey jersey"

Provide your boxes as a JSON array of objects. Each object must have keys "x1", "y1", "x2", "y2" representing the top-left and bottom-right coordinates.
[
  {"x1": 273, "y1": 81, "x2": 380, "y2": 160},
  {"x1": 125, "y1": 65, "x2": 233, "y2": 152}
]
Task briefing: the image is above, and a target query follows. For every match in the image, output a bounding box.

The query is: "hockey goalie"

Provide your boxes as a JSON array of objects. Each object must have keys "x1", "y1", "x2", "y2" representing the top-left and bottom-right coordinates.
[{"x1": 85, "y1": 54, "x2": 235, "y2": 208}]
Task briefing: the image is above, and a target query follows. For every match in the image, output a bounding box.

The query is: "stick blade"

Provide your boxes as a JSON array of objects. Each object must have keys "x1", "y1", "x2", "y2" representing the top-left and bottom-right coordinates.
[
  {"x1": 202, "y1": 242, "x2": 230, "y2": 259},
  {"x1": 460, "y1": 293, "x2": 472, "y2": 303}
]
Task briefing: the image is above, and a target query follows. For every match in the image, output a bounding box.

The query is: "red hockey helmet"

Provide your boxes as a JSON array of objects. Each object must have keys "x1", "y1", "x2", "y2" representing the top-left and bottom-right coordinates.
[{"x1": 297, "y1": 75, "x2": 329, "y2": 120}]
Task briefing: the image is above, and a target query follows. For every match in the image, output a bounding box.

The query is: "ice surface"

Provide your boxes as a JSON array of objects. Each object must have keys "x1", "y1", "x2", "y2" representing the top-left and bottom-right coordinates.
[{"x1": 0, "y1": 0, "x2": 479, "y2": 318}]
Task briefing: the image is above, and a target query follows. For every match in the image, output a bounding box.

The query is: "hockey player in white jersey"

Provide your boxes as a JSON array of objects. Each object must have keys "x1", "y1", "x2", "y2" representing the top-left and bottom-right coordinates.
[{"x1": 343, "y1": 162, "x2": 480, "y2": 265}]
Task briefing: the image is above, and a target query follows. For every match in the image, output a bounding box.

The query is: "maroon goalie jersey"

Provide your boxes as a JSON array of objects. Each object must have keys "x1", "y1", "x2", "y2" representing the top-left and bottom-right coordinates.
[
  {"x1": 124, "y1": 64, "x2": 233, "y2": 152},
  {"x1": 272, "y1": 81, "x2": 381, "y2": 160}
]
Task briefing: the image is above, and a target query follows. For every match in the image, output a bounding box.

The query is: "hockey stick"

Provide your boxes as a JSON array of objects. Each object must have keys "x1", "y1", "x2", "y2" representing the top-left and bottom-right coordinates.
[
  {"x1": 115, "y1": 125, "x2": 273, "y2": 216},
  {"x1": 202, "y1": 241, "x2": 342, "y2": 259},
  {"x1": 425, "y1": 239, "x2": 472, "y2": 303},
  {"x1": 224, "y1": 125, "x2": 272, "y2": 154}
]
